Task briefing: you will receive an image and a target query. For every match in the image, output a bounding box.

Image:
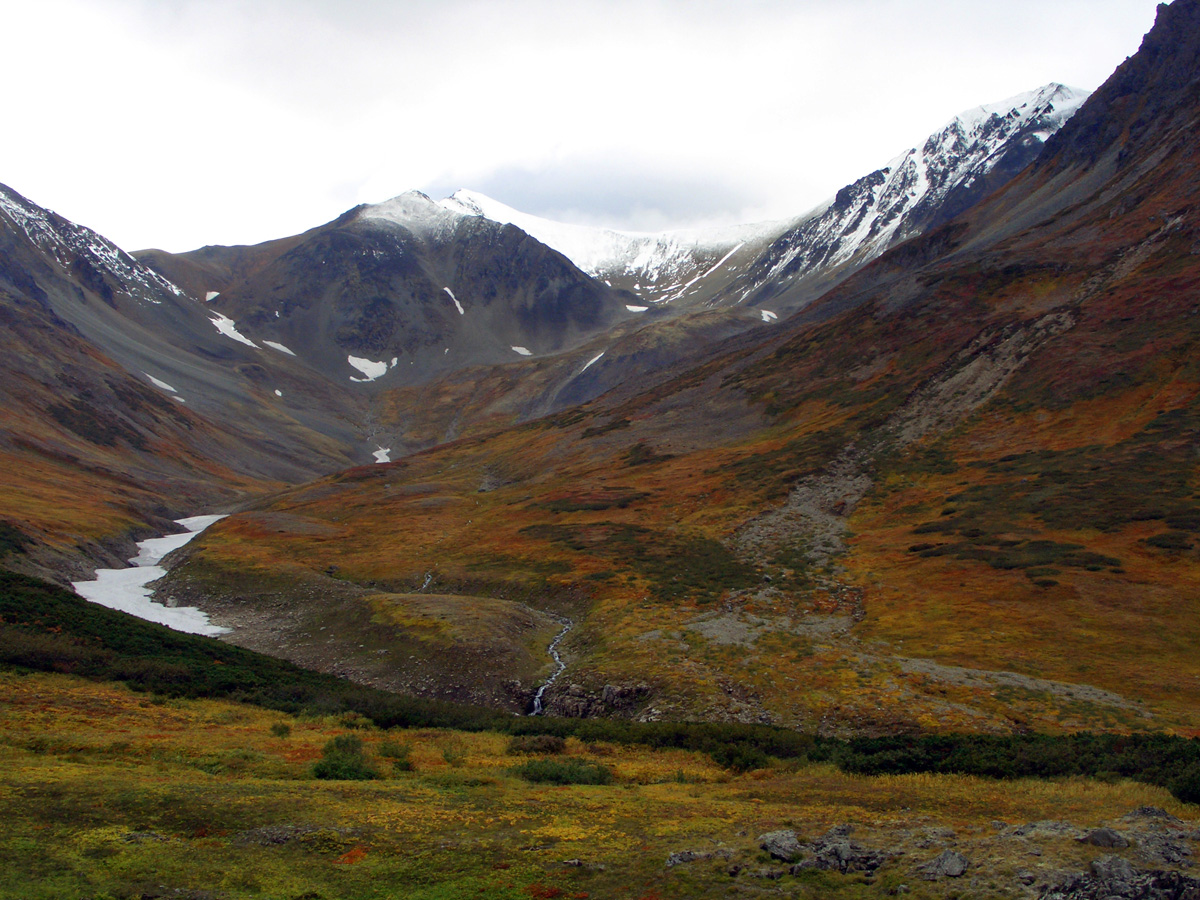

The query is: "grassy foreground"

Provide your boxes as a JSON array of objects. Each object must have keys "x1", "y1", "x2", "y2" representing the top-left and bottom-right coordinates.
[{"x1": 2, "y1": 668, "x2": 1197, "y2": 900}]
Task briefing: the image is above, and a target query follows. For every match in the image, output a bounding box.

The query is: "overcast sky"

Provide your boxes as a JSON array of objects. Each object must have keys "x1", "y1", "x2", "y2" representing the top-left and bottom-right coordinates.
[{"x1": 2, "y1": 0, "x2": 1163, "y2": 253}]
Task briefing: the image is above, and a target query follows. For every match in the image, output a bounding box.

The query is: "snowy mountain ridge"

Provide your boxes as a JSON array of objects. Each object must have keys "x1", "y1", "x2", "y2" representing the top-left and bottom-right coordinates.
[
  {"x1": 723, "y1": 83, "x2": 1091, "y2": 308},
  {"x1": 440, "y1": 189, "x2": 788, "y2": 303},
  {"x1": 386, "y1": 83, "x2": 1089, "y2": 314},
  {"x1": 0, "y1": 182, "x2": 187, "y2": 306}
]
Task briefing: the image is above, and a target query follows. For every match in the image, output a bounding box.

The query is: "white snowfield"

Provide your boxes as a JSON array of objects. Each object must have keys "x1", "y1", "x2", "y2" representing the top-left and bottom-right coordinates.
[
  {"x1": 443, "y1": 287, "x2": 465, "y2": 315},
  {"x1": 356, "y1": 85, "x2": 1086, "y2": 314},
  {"x1": 144, "y1": 372, "x2": 178, "y2": 392},
  {"x1": 208, "y1": 311, "x2": 259, "y2": 348},
  {"x1": 348, "y1": 355, "x2": 390, "y2": 382},
  {"x1": 72, "y1": 515, "x2": 229, "y2": 636},
  {"x1": 581, "y1": 350, "x2": 605, "y2": 372},
  {"x1": 511, "y1": 346, "x2": 532, "y2": 356},
  {"x1": 262, "y1": 340, "x2": 296, "y2": 356},
  {"x1": 373, "y1": 446, "x2": 392, "y2": 463}
]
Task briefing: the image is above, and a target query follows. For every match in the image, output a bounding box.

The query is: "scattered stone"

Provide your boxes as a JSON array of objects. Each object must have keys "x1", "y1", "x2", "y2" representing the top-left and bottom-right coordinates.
[
  {"x1": 919, "y1": 849, "x2": 969, "y2": 879},
  {"x1": 748, "y1": 867, "x2": 787, "y2": 880},
  {"x1": 727, "y1": 864, "x2": 743, "y2": 877},
  {"x1": 1090, "y1": 855, "x2": 1136, "y2": 884},
  {"x1": 789, "y1": 826, "x2": 892, "y2": 875},
  {"x1": 1011, "y1": 821, "x2": 1080, "y2": 839},
  {"x1": 1039, "y1": 867, "x2": 1200, "y2": 899},
  {"x1": 123, "y1": 832, "x2": 167, "y2": 844},
  {"x1": 1123, "y1": 807, "x2": 1185, "y2": 826},
  {"x1": 758, "y1": 829, "x2": 804, "y2": 862},
  {"x1": 1136, "y1": 831, "x2": 1194, "y2": 867},
  {"x1": 916, "y1": 827, "x2": 957, "y2": 848},
  {"x1": 666, "y1": 849, "x2": 732, "y2": 867},
  {"x1": 1078, "y1": 827, "x2": 1130, "y2": 849},
  {"x1": 1017, "y1": 870, "x2": 1037, "y2": 885}
]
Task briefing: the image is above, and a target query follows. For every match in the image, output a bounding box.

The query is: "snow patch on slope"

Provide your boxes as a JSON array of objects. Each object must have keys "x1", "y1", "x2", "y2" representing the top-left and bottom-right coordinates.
[
  {"x1": 144, "y1": 373, "x2": 177, "y2": 392},
  {"x1": 444, "y1": 287, "x2": 465, "y2": 315},
  {"x1": 348, "y1": 356, "x2": 389, "y2": 382},
  {"x1": 73, "y1": 515, "x2": 229, "y2": 636},
  {"x1": 208, "y1": 312, "x2": 258, "y2": 348}
]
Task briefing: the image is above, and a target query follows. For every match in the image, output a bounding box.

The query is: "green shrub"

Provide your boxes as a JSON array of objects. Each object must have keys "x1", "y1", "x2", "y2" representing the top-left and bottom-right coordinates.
[
  {"x1": 441, "y1": 737, "x2": 466, "y2": 767},
  {"x1": 510, "y1": 759, "x2": 613, "y2": 785},
  {"x1": 312, "y1": 734, "x2": 380, "y2": 781},
  {"x1": 269, "y1": 722, "x2": 291, "y2": 738},
  {"x1": 1170, "y1": 768, "x2": 1200, "y2": 804},
  {"x1": 379, "y1": 739, "x2": 413, "y2": 772},
  {"x1": 507, "y1": 734, "x2": 566, "y2": 755}
]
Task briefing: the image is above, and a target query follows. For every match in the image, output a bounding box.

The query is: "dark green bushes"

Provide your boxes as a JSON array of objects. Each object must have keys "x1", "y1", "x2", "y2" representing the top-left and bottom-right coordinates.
[
  {"x1": 312, "y1": 734, "x2": 379, "y2": 781},
  {"x1": 508, "y1": 734, "x2": 566, "y2": 755},
  {"x1": 6, "y1": 571, "x2": 1200, "y2": 801},
  {"x1": 510, "y1": 759, "x2": 612, "y2": 785}
]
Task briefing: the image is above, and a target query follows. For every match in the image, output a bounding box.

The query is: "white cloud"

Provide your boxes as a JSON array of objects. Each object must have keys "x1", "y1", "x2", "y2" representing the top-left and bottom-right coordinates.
[{"x1": 0, "y1": 0, "x2": 1163, "y2": 252}]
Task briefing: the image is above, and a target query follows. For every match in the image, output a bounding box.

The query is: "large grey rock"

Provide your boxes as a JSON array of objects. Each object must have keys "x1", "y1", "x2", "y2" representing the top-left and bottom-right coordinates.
[
  {"x1": 920, "y1": 849, "x2": 969, "y2": 879},
  {"x1": 758, "y1": 830, "x2": 804, "y2": 863},
  {"x1": 1090, "y1": 854, "x2": 1136, "y2": 884},
  {"x1": 788, "y1": 826, "x2": 892, "y2": 875},
  {"x1": 1079, "y1": 827, "x2": 1130, "y2": 849}
]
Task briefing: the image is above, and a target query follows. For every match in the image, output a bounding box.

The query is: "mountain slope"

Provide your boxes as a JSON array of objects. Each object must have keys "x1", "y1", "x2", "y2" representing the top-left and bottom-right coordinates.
[
  {"x1": 149, "y1": 191, "x2": 639, "y2": 390},
  {"x1": 441, "y1": 189, "x2": 788, "y2": 307},
  {"x1": 437, "y1": 84, "x2": 1088, "y2": 317},
  {"x1": 161, "y1": 2, "x2": 1200, "y2": 736},
  {"x1": 720, "y1": 83, "x2": 1091, "y2": 312},
  {"x1": 0, "y1": 184, "x2": 371, "y2": 580}
]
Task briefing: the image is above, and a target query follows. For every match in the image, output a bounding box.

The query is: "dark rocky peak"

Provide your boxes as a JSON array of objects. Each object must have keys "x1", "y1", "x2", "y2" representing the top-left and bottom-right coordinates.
[{"x1": 1038, "y1": 0, "x2": 1200, "y2": 171}]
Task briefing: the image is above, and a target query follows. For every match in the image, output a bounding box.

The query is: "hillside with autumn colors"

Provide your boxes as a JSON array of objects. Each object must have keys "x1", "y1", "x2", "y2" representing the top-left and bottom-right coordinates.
[
  {"x1": 3, "y1": 2, "x2": 1200, "y2": 898},
  {"x1": 154, "y1": 0, "x2": 1200, "y2": 737}
]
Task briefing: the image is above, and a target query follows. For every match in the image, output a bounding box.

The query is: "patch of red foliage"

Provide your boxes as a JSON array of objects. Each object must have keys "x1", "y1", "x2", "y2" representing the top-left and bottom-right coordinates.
[{"x1": 334, "y1": 846, "x2": 367, "y2": 865}]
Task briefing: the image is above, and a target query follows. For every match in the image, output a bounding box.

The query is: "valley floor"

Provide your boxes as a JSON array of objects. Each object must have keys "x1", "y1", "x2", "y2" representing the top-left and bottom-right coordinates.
[{"x1": 2, "y1": 670, "x2": 1197, "y2": 900}]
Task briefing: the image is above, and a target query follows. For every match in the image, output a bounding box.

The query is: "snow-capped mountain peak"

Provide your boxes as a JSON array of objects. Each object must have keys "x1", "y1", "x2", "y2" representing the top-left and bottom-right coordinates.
[
  {"x1": 357, "y1": 190, "x2": 468, "y2": 239},
  {"x1": 439, "y1": 188, "x2": 789, "y2": 306},
  {"x1": 721, "y1": 83, "x2": 1092, "y2": 309}
]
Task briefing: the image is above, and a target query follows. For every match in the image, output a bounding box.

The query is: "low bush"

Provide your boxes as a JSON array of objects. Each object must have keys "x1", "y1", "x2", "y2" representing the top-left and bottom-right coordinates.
[
  {"x1": 312, "y1": 734, "x2": 380, "y2": 781},
  {"x1": 507, "y1": 734, "x2": 566, "y2": 755},
  {"x1": 510, "y1": 759, "x2": 613, "y2": 785},
  {"x1": 379, "y1": 739, "x2": 413, "y2": 771}
]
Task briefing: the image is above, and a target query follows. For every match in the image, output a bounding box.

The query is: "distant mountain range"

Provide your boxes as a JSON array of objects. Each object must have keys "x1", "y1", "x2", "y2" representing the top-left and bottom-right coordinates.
[{"x1": 0, "y1": 77, "x2": 1097, "y2": 586}]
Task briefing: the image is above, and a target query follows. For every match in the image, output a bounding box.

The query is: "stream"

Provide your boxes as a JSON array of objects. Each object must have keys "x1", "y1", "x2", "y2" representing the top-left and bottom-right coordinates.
[
  {"x1": 530, "y1": 618, "x2": 572, "y2": 715},
  {"x1": 72, "y1": 515, "x2": 229, "y2": 636}
]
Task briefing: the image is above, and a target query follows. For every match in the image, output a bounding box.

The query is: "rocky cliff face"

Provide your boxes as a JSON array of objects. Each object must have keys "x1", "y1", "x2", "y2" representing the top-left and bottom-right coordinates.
[{"x1": 1038, "y1": 0, "x2": 1200, "y2": 172}]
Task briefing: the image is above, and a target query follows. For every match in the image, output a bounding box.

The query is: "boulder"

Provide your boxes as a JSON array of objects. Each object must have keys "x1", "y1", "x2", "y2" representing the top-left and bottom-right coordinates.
[
  {"x1": 1079, "y1": 827, "x2": 1130, "y2": 849},
  {"x1": 1090, "y1": 854, "x2": 1136, "y2": 884},
  {"x1": 758, "y1": 829, "x2": 804, "y2": 862},
  {"x1": 920, "y1": 849, "x2": 969, "y2": 880},
  {"x1": 789, "y1": 826, "x2": 891, "y2": 875}
]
